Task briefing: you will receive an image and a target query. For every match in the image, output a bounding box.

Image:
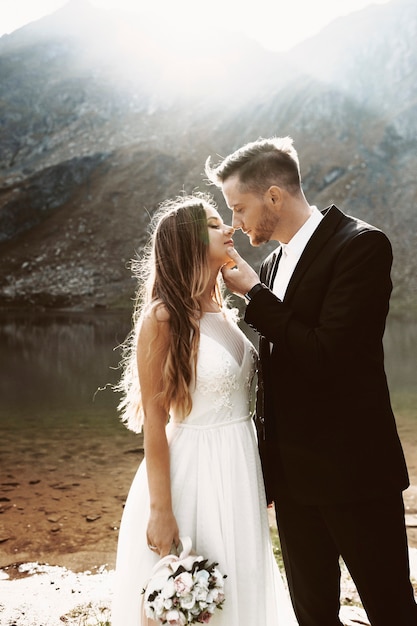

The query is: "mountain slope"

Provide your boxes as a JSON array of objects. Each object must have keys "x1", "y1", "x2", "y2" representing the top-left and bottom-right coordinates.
[{"x1": 0, "y1": 0, "x2": 415, "y2": 310}]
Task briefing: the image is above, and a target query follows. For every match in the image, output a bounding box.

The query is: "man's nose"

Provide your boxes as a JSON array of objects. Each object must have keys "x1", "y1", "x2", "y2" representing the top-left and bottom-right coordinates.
[{"x1": 232, "y1": 214, "x2": 242, "y2": 230}]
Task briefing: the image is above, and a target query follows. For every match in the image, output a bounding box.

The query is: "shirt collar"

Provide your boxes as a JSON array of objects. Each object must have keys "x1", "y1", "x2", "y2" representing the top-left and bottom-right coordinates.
[{"x1": 280, "y1": 206, "x2": 323, "y2": 259}]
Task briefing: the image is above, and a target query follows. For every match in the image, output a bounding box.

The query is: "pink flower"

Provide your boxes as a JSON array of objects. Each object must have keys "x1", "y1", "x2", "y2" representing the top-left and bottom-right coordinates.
[
  {"x1": 197, "y1": 610, "x2": 212, "y2": 623},
  {"x1": 174, "y1": 571, "x2": 193, "y2": 595}
]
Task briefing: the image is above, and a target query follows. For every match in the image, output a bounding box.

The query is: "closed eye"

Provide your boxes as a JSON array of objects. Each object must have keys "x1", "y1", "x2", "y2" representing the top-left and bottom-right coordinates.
[{"x1": 207, "y1": 217, "x2": 223, "y2": 229}]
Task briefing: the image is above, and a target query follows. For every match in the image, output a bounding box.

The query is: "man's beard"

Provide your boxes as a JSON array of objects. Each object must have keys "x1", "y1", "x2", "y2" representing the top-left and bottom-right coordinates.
[{"x1": 250, "y1": 202, "x2": 279, "y2": 246}]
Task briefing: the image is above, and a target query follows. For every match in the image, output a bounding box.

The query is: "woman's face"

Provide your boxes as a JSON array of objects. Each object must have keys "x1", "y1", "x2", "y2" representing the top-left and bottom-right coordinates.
[{"x1": 205, "y1": 206, "x2": 235, "y2": 270}]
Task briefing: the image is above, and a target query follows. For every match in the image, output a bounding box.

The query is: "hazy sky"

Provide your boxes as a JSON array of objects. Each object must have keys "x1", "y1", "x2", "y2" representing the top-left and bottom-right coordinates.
[{"x1": 1, "y1": 0, "x2": 391, "y2": 52}]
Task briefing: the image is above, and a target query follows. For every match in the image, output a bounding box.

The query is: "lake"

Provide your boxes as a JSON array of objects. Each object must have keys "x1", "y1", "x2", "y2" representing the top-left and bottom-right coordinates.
[{"x1": 0, "y1": 309, "x2": 416, "y2": 470}]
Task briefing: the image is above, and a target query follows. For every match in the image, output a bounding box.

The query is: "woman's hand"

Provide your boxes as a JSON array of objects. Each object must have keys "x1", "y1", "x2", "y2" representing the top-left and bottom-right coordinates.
[
  {"x1": 221, "y1": 247, "x2": 260, "y2": 297},
  {"x1": 146, "y1": 509, "x2": 179, "y2": 557}
]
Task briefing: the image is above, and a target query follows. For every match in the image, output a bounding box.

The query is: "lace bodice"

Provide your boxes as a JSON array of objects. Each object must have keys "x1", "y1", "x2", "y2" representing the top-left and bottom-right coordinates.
[{"x1": 171, "y1": 311, "x2": 257, "y2": 426}]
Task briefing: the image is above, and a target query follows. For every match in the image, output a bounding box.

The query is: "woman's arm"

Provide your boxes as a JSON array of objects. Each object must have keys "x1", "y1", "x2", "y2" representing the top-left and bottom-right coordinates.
[{"x1": 137, "y1": 306, "x2": 179, "y2": 557}]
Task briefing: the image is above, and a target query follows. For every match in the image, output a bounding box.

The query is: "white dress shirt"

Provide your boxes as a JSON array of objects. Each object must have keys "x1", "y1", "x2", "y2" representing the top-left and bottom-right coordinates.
[{"x1": 272, "y1": 206, "x2": 323, "y2": 301}]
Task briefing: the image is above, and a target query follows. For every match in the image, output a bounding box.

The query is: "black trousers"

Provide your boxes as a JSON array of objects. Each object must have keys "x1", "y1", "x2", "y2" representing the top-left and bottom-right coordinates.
[{"x1": 274, "y1": 491, "x2": 417, "y2": 626}]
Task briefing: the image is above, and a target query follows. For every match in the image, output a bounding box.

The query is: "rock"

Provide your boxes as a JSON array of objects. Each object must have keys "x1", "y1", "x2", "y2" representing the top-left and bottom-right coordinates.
[
  {"x1": 0, "y1": 0, "x2": 417, "y2": 312},
  {"x1": 0, "y1": 525, "x2": 13, "y2": 543}
]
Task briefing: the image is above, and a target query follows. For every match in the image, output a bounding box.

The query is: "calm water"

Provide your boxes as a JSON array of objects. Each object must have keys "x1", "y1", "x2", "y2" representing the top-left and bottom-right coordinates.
[
  {"x1": 0, "y1": 311, "x2": 131, "y2": 423},
  {"x1": 0, "y1": 311, "x2": 416, "y2": 464}
]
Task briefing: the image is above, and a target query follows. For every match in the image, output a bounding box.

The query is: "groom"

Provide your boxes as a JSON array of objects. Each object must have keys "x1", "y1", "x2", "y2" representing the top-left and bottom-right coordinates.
[{"x1": 205, "y1": 136, "x2": 417, "y2": 626}]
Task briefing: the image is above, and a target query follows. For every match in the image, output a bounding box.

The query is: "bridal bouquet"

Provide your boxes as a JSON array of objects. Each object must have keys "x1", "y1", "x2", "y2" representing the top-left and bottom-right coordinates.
[{"x1": 142, "y1": 537, "x2": 226, "y2": 625}]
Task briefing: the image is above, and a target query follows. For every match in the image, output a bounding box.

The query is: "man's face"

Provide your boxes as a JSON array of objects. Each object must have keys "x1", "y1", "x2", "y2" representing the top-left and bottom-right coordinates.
[{"x1": 222, "y1": 175, "x2": 279, "y2": 246}]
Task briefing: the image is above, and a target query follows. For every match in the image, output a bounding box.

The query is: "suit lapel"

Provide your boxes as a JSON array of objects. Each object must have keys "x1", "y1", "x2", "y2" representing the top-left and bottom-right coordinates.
[
  {"x1": 284, "y1": 205, "x2": 344, "y2": 301},
  {"x1": 262, "y1": 248, "x2": 282, "y2": 288}
]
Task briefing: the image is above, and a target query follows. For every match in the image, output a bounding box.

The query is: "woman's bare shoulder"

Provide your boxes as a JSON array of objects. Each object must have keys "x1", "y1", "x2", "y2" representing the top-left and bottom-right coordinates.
[{"x1": 143, "y1": 301, "x2": 170, "y2": 323}]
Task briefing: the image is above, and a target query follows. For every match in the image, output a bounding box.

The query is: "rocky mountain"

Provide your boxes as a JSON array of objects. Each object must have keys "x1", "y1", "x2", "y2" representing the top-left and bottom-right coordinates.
[{"x1": 0, "y1": 0, "x2": 416, "y2": 311}]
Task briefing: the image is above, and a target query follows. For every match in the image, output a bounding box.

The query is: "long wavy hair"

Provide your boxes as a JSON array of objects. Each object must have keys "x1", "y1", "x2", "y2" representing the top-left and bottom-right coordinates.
[{"x1": 116, "y1": 193, "x2": 224, "y2": 433}]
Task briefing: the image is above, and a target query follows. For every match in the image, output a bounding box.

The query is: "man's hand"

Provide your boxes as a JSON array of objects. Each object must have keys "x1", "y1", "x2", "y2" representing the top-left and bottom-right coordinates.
[{"x1": 221, "y1": 247, "x2": 260, "y2": 298}]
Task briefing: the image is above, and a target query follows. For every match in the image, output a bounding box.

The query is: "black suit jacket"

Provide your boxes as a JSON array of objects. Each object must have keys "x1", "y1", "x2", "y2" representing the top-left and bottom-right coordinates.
[{"x1": 245, "y1": 205, "x2": 409, "y2": 505}]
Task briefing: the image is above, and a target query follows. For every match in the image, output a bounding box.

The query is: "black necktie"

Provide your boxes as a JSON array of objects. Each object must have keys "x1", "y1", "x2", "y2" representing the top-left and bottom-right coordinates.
[{"x1": 268, "y1": 249, "x2": 282, "y2": 288}]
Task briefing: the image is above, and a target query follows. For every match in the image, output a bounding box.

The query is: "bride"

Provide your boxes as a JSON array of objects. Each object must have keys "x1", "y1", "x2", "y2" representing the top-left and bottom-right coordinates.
[{"x1": 111, "y1": 193, "x2": 297, "y2": 625}]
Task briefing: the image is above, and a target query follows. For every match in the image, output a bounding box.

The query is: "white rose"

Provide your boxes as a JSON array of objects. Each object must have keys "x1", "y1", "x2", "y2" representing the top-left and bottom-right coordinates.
[
  {"x1": 161, "y1": 577, "x2": 176, "y2": 600},
  {"x1": 179, "y1": 591, "x2": 197, "y2": 610},
  {"x1": 194, "y1": 569, "x2": 210, "y2": 586},
  {"x1": 165, "y1": 609, "x2": 187, "y2": 625}
]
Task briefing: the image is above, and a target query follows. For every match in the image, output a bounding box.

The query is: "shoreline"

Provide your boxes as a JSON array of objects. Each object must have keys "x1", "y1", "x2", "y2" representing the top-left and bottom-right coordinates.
[
  {"x1": 1, "y1": 439, "x2": 416, "y2": 576},
  {"x1": 1, "y1": 470, "x2": 416, "y2": 579},
  {"x1": 1, "y1": 541, "x2": 416, "y2": 626}
]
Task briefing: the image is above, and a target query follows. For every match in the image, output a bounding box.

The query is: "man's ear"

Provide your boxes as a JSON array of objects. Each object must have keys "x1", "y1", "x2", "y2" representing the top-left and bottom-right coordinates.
[{"x1": 267, "y1": 185, "x2": 283, "y2": 207}]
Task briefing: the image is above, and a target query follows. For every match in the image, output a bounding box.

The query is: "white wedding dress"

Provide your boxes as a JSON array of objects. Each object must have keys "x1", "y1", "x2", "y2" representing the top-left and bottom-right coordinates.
[{"x1": 112, "y1": 311, "x2": 297, "y2": 625}]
